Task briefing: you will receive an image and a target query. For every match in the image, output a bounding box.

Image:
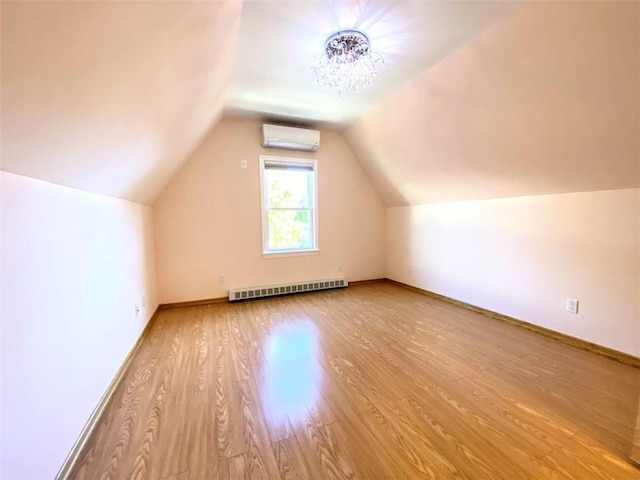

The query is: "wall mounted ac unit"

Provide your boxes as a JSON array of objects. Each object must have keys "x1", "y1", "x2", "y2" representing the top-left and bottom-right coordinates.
[{"x1": 262, "y1": 124, "x2": 320, "y2": 152}]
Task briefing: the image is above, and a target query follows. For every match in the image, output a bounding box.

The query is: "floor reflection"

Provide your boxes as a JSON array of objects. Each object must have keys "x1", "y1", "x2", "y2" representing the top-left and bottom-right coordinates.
[{"x1": 262, "y1": 320, "x2": 320, "y2": 427}]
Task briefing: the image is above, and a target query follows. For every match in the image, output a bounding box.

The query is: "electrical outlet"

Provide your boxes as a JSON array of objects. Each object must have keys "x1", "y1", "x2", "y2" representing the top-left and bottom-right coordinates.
[
  {"x1": 134, "y1": 303, "x2": 141, "y2": 316},
  {"x1": 566, "y1": 298, "x2": 579, "y2": 314},
  {"x1": 241, "y1": 160, "x2": 247, "y2": 169},
  {"x1": 219, "y1": 274, "x2": 225, "y2": 284}
]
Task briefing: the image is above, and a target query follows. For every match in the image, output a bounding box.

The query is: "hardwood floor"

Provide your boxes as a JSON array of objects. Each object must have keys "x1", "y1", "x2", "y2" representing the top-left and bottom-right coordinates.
[
  {"x1": 632, "y1": 392, "x2": 640, "y2": 466},
  {"x1": 70, "y1": 282, "x2": 640, "y2": 479}
]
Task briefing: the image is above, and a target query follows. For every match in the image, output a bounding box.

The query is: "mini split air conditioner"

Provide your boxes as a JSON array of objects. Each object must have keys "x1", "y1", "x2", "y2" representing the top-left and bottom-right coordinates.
[{"x1": 262, "y1": 124, "x2": 320, "y2": 152}]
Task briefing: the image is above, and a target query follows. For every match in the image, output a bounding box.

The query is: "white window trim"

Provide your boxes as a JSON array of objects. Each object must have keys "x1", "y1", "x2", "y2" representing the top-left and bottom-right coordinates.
[{"x1": 259, "y1": 155, "x2": 319, "y2": 258}]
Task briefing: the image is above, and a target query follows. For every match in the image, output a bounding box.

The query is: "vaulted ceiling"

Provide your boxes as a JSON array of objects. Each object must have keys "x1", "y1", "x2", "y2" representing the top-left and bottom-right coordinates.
[
  {"x1": 346, "y1": 1, "x2": 640, "y2": 206},
  {"x1": 224, "y1": 0, "x2": 516, "y2": 127},
  {"x1": 2, "y1": 1, "x2": 242, "y2": 204},
  {"x1": 2, "y1": 1, "x2": 638, "y2": 206}
]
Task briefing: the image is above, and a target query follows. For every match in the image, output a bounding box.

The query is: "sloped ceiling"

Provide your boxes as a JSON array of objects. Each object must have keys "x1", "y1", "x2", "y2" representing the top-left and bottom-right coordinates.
[
  {"x1": 2, "y1": 1, "x2": 638, "y2": 207},
  {"x1": 224, "y1": 0, "x2": 517, "y2": 127},
  {"x1": 345, "y1": 1, "x2": 640, "y2": 206},
  {"x1": 1, "y1": 0, "x2": 518, "y2": 205},
  {"x1": 1, "y1": 0, "x2": 242, "y2": 204}
]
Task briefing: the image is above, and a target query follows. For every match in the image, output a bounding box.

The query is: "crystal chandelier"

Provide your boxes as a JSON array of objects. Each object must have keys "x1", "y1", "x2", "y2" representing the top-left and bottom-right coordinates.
[{"x1": 313, "y1": 30, "x2": 384, "y2": 95}]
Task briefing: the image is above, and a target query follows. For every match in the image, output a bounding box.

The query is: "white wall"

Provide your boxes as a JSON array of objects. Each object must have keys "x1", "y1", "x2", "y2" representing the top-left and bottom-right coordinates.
[
  {"x1": 0, "y1": 172, "x2": 158, "y2": 480},
  {"x1": 154, "y1": 118, "x2": 385, "y2": 304},
  {"x1": 386, "y1": 189, "x2": 640, "y2": 357}
]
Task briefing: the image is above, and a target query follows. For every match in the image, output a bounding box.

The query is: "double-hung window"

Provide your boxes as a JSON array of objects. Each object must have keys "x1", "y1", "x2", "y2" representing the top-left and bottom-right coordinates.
[{"x1": 260, "y1": 156, "x2": 318, "y2": 256}]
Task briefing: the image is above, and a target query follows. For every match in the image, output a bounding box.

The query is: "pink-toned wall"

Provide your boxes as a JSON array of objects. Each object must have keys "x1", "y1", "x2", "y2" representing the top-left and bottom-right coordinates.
[
  {"x1": 154, "y1": 118, "x2": 385, "y2": 304},
  {"x1": 386, "y1": 189, "x2": 640, "y2": 357},
  {"x1": 0, "y1": 171, "x2": 158, "y2": 480}
]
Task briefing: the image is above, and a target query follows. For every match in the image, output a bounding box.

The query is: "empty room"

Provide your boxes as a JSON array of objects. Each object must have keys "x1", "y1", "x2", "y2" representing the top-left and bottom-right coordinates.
[{"x1": 1, "y1": 1, "x2": 639, "y2": 479}]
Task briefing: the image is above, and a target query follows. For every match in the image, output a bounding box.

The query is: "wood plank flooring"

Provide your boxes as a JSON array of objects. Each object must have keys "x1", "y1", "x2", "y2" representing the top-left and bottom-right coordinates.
[
  {"x1": 70, "y1": 282, "x2": 640, "y2": 479},
  {"x1": 632, "y1": 392, "x2": 640, "y2": 465}
]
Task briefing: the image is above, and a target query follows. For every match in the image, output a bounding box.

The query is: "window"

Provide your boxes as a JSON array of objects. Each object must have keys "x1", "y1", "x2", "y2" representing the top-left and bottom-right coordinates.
[{"x1": 260, "y1": 156, "x2": 318, "y2": 256}]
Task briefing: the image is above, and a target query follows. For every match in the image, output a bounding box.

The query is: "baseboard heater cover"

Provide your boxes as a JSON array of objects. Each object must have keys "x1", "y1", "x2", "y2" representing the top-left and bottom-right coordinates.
[{"x1": 228, "y1": 278, "x2": 347, "y2": 301}]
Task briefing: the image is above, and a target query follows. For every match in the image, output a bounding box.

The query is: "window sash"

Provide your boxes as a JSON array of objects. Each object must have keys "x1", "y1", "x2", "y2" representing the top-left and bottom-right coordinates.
[
  {"x1": 265, "y1": 207, "x2": 313, "y2": 211},
  {"x1": 264, "y1": 168, "x2": 314, "y2": 209},
  {"x1": 264, "y1": 161, "x2": 314, "y2": 172},
  {"x1": 260, "y1": 155, "x2": 318, "y2": 255},
  {"x1": 266, "y1": 208, "x2": 315, "y2": 252}
]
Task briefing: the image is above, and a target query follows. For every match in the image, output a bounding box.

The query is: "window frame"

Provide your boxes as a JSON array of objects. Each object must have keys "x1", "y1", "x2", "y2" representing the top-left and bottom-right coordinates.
[{"x1": 259, "y1": 155, "x2": 319, "y2": 258}]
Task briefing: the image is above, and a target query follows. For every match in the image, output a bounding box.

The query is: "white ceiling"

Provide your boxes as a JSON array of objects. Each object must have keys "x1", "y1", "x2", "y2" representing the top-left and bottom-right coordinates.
[
  {"x1": 225, "y1": 0, "x2": 518, "y2": 128},
  {"x1": 0, "y1": 0, "x2": 523, "y2": 204},
  {"x1": 346, "y1": 1, "x2": 640, "y2": 206}
]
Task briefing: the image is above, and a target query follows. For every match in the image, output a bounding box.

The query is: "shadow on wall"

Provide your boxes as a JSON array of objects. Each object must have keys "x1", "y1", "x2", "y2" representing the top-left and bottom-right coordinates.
[{"x1": 347, "y1": 131, "x2": 410, "y2": 207}]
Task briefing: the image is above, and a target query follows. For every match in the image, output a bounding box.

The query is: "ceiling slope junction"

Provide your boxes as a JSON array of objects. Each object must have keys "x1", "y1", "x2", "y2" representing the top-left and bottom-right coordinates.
[
  {"x1": 1, "y1": 1, "x2": 242, "y2": 204},
  {"x1": 345, "y1": 2, "x2": 640, "y2": 206}
]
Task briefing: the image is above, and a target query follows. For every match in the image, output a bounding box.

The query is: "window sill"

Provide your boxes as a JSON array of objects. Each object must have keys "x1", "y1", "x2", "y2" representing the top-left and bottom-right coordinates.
[{"x1": 262, "y1": 248, "x2": 319, "y2": 259}]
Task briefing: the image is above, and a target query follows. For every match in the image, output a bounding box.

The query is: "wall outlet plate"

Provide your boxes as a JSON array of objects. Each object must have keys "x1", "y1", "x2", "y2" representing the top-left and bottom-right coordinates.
[{"x1": 566, "y1": 298, "x2": 579, "y2": 314}]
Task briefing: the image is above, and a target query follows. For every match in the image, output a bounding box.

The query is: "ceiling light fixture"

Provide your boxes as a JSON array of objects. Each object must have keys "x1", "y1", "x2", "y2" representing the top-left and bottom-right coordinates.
[{"x1": 313, "y1": 30, "x2": 383, "y2": 96}]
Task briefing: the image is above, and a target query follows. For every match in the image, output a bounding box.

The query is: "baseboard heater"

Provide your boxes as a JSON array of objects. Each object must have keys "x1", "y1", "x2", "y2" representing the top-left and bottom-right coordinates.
[{"x1": 228, "y1": 278, "x2": 347, "y2": 302}]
